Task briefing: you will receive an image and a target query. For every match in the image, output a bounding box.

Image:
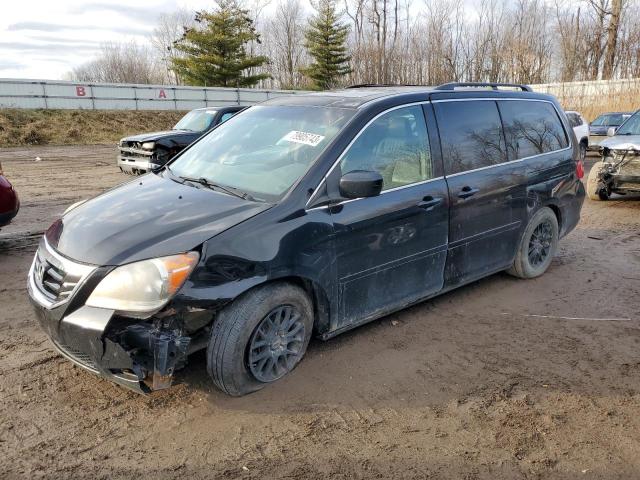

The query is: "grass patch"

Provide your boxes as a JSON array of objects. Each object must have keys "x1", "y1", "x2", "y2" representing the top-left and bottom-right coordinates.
[{"x1": 0, "y1": 109, "x2": 187, "y2": 147}]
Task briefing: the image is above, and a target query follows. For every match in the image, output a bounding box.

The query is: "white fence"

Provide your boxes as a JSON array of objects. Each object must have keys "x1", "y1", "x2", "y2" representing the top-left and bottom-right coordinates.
[
  {"x1": 0, "y1": 78, "x2": 308, "y2": 110},
  {"x1": 532, "y1": 78, "x2": 640, "y2": 101}
]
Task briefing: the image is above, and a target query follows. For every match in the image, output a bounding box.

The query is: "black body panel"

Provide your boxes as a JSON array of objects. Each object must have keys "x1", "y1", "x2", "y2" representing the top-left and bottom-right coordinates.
[{"x1": 46, "y1": 172, "x2": 271, "y2": 265}]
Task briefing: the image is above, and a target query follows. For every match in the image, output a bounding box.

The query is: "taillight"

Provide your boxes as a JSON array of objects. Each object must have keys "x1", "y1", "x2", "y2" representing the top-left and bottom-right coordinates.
[{"x1": 576, "y1": 159, "x2": 584, "y2": 179}]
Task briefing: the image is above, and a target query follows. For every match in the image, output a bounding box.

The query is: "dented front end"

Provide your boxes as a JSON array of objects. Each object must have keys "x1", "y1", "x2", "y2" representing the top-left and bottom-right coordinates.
[
  {"x1": 27, "y1": 237, "x2": 207, "y2": 393},
  {"x1": 601, "y1": 148, "x2": 640, "y2": 193}
]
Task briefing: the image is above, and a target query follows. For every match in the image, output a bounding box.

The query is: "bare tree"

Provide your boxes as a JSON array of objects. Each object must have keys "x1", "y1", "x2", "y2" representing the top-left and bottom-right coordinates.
[
  {"x1": 602, "y1": 0, "x2": 623, "y2": 78},
  {"x1": 265, "y1": 0, "x2": 308, "y2": 88},
  {"x1": 150, "y1": 8, "x2": 196, "y2": 84},
  {"x1": 70, "y1": 41, "x2": 164, "y2": 84}
]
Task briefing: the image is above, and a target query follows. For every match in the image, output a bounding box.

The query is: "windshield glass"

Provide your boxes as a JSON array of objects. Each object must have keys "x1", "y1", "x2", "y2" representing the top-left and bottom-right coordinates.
[
  {"x1": 592, "y1": 113, "x2": 628, "y2": 126},
  {"x1": 174, "y1": 110, "x2": 217, "y2": 132},
  {"x1": 615, "y1": 112, "x2": 640, "y2": 135},
  {"x1": 168, "y1": 106, "x2": 355, "y2": 201}
]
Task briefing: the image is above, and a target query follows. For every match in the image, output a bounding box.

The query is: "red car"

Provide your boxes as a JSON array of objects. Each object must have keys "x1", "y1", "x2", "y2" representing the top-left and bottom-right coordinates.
[{"x1": 0, "y1": 161, "x2": 19, "y2": 228}]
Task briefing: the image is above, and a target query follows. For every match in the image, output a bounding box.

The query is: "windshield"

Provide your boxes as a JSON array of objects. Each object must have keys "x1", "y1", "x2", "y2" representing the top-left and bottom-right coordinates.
[
  {"x1": 615, "y1": 112, "x2": 640, "y2": 135},
  {"x1": 174, "y1": 110, "x2": 217, "y2": 132},
  {"x1": 168, "y1": 105, "x2": 355, "y2": 201},
  {"x1": 592, "y1": 113, "x2": 629, "y2": 127}
]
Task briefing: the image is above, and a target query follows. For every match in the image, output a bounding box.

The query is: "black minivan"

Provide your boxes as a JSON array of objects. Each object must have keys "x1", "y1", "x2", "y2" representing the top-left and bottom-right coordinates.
[{"x1": 28, "y1": 83, "x2": 585, "y2": 396}]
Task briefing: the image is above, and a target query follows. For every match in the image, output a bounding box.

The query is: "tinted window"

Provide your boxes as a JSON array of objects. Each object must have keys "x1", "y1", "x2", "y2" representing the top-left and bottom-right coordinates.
[
  {"x1": 566, "y1": 113, "x2": 582, "y2": 127},
  {"x1": 340, "y1": 105, "x2": 433, "y2": 191},
  {"x1": 435, "y1": 100, "x2": 506, "y2": 175},
  {"x1": 498, "y1": 101, "x2": 569, "y2": 160},
  {"x1": 592, "y1": 113, "x2": 629, "y2": 126}
]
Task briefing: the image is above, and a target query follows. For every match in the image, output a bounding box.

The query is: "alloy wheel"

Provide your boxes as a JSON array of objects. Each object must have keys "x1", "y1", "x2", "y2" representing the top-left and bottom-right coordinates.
[
  {"x1": 528, "y1": 220, "x2": 553, "y2": 267},
  {"x1": 248, "y1": 305, "x2": 306, "y2": 383}
]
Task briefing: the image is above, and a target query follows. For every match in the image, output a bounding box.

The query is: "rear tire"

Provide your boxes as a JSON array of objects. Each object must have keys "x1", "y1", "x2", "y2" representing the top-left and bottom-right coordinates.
[
  {"x1": 507, "y1": 207, "x2": 559, "y2": 279},
  {"x1": 206, "y1": 282, "x2": 313, "y2": 397},
  {"x1": 586, "y1": 161, "x2": 609, "y2": 201}
]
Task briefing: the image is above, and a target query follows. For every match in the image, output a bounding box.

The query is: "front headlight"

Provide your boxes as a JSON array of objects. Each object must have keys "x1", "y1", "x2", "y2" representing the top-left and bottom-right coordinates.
[
  {"x1": 141, "y1": 141, "x2": 155, "y2": 150},
  {"x1": 86, "y1": 252, "x2": 199, "y2": 317}
]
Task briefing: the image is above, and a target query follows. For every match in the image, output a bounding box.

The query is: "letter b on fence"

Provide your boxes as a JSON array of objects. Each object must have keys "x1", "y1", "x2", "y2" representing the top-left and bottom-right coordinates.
[{"x1": 76, "y1": 86, "x2": 86, "y2": 97}]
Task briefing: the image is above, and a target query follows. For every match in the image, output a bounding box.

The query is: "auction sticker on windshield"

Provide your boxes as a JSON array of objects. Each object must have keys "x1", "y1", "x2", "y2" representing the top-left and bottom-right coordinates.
[{"x1": 281, "y1": 130, "x2": 325, "y2": 147}]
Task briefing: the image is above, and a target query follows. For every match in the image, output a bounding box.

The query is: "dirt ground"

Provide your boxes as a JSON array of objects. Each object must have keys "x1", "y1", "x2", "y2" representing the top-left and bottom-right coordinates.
[{"x1": 1, "y1": 146, "x2": 639, "y2": 480}]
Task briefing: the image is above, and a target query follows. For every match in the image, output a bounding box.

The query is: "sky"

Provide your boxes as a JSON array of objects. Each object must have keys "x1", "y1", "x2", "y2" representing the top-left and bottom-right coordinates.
[{"x1": 0, "y1": 0, "x2": 215, "y2": 79}]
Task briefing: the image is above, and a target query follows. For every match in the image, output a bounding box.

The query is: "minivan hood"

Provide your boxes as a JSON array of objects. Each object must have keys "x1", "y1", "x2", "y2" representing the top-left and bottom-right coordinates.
[
  {"x1": 600, "y1": 135, "x2": 640, "y2": 151},
  {"x1": 46, "y1": 173, "x2": 271, "y2": 265},
  {"x1": 123, "y1": 130, "x2": 199, "y2": 143}
]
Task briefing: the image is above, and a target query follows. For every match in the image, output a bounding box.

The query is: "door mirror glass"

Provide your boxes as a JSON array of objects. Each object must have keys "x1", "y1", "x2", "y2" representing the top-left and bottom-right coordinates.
[
  {"x1": 607, "y1": 127, "x2": 617, "y2": 137},
  {"x1": 339, "y1": 170, "x2": 383, "y2": 199}
]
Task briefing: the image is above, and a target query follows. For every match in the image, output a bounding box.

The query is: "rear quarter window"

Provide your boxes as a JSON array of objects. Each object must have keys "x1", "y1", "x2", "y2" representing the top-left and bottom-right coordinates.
[
  {"x1": 434, "y1": 100, "x2": 507, "y2": 175},
  {"x1": 498, "y1": 101, "x2": 569, "y2": 160}
]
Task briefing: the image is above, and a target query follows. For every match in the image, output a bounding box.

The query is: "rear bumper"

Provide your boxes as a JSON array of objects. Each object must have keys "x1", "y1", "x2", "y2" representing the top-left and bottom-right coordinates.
[
  {"x1": 0, "y1": 176, "x2": 19, "y2": 227},
  {"x1": 0, "y1": 204, "x2": 19, "y2": 227}
]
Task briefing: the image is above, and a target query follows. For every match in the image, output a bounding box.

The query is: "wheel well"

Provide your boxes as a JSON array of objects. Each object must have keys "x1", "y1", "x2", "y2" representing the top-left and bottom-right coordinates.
[
  {"x1": 580, "y1": 137, "x2": 588, "y2": 146},
  {"x1": 546, "y1": 204, "x2": 562, "y2": 231},
  {"x1": 247, "y1": 276, "x2": 331, "y2": 336}
]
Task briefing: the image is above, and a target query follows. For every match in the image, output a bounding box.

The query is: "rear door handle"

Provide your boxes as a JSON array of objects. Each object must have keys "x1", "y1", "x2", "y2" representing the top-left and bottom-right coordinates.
[
  {"x1": 457, "y1": 186, "x2": 479, "y2": 199},
  {"x1": 417, "y1": 196, "x2": 443, "y2": 211}
]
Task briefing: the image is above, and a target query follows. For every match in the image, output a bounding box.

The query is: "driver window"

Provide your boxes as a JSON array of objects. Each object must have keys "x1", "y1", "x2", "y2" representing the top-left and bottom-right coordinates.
[{"x1": 339, "y1": 105, "x2": 432, "y2": 191}]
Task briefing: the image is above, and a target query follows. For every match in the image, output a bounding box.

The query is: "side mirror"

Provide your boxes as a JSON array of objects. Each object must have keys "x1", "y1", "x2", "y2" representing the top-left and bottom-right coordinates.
[
  {"x1": 339, "y1": 170, "x2": 383, "y2": 199},
  {"x1": 607, "y1": 127, "x2": 617, "y2": 137}
]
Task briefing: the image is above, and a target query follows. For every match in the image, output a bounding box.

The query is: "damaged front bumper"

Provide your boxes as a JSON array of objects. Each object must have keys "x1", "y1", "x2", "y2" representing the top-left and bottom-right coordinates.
[
  {"x1": 27, "y1": 239, "x2": 194, "y2": 393},
  {"x1": 601, "y1": 150, "x2": 640, "y2": 193}
]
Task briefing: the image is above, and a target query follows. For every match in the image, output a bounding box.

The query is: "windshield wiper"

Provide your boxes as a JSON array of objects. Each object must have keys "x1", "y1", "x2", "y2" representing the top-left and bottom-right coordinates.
[{"x1": 179, "y1": 175, "x2": 256, "y2": 201}]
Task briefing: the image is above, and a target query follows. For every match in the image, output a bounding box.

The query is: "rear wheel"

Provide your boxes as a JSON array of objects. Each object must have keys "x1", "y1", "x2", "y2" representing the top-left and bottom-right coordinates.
[
  {"x1": 206, "y1": 282, "x2": 313, "y2": 396},
  {"x1": 507, "y1": 207, "x2": 559, "y2": 279},
  {"x1": 586, "y1": 161, "x2": 609, "y2": 201}
]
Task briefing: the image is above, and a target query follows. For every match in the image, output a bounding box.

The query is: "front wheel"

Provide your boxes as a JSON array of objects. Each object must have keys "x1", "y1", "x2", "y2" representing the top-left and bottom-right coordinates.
[
  {"x1": 206, "y1": 282, "x2": 313, "y2": 396},
  {"x1": 586, "y1": 161, "x2": 610, "y2": 201},
  {"x1": 507, "y1": 207, "x2": 559, "y2": 279}
]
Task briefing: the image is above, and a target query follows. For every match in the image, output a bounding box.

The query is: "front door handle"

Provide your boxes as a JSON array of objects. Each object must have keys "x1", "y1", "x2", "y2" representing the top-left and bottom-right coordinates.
[
  {"x1": 417, "y1": 196, "x2": 443, "y2": 211},
  {"x1": 457, "y1": 186, "x2": 479, "y2": 199}
]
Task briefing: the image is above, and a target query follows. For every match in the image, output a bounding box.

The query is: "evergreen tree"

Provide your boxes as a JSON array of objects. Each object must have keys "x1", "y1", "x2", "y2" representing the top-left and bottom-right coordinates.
[
  {"x1": 302, "y1": 0, "x2": 351, "y2": 90},
  {"x1": 171, "y1": 0, "x2": 269, "y2": 87}
]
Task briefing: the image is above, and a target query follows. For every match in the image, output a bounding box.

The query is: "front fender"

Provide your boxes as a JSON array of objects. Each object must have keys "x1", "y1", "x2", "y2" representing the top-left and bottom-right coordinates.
[{"x1": 170, "y1": 205, "x2": 338, "y2": 333}]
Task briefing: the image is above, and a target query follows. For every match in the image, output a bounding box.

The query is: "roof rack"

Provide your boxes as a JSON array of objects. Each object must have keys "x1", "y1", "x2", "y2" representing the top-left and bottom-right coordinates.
[
  {"x1": 346, "y1": 84, "x2": 405, "y2": 88},
  {"x1": 434, "y1": 82, "x2": 532, "y2": 92}
]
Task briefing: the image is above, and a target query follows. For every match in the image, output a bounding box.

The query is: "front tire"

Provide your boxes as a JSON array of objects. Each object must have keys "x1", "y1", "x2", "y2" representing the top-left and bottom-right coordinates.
[
  {"x1": 206, "y1": 282, "x2": 313, "y2": 396},
  {"x1": 507, "y1": 207, "x2": 559, "y2": 279},
  {"x1": 586, "y1": 161, "x2": 609, "y2": 201}
]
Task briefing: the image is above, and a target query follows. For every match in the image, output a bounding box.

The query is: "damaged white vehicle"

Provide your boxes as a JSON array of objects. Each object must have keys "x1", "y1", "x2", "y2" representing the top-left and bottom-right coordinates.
[{"x1": 588, "y1": 109, "x2": 640, "y2": 200}]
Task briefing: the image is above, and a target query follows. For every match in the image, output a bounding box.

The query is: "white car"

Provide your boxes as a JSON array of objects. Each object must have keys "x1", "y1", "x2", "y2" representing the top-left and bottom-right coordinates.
[{"x1": 565, "y1": 111, "x2": 589, "y2": 160}]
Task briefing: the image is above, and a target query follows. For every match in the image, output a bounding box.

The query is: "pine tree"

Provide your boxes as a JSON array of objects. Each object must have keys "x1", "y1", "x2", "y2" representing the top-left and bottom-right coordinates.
[
  {"x1": 302, "y1": 0, "x2": 351, "y2": 90},
  {"x1": 171, "y1": 0, "x2": 269, "y2": 87}
]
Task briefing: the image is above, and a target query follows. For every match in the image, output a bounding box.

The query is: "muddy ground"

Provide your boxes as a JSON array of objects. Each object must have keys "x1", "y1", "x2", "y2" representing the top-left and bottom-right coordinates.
[{"x1": 1, "y1": 146, "x2": 639, "y2": 480}]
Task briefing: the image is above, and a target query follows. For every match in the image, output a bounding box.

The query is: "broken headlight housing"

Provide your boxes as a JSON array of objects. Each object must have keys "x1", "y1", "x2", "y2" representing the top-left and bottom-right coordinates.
[
  {"x1": 86, "y1": 252, "x2": 199, "y2": 318},
  {"x1": 141, "y1": 142, "x2": 155, "y2": 150}
]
